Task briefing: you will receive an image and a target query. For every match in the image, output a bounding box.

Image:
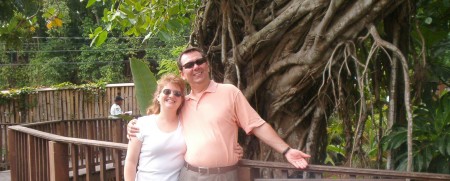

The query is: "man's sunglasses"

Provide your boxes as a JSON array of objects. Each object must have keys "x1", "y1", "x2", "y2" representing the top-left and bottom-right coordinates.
[
  {"x1": 182, "y1": 58, "x2": 207, "y2": 69},
  {"x1": 162, "y1": 89, "x2": 182, "y2": 97}
]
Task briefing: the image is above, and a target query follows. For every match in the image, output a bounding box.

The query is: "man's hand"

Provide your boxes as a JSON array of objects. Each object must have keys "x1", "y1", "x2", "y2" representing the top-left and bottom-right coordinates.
[
  {"x1": 126, "y1": 119, "x2": 140, "y2": 139},
  {"x1": 235, "y1": 144, "x2": 244, "y2": 159},
  {"x1": 285, "y1": 149, "x2": 310, "y2": 169}
]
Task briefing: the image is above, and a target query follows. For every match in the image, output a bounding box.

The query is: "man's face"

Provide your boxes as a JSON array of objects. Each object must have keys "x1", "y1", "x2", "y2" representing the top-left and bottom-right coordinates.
[
  {"x1": 117, "y1": 100, "x2": 123, "y2": 106},
  {"x1": 179, "y1": 51, "x2": 210, "y2": 85}
]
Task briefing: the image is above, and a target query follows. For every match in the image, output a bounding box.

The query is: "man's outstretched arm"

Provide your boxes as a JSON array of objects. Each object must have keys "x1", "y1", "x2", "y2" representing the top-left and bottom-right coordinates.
[{"x1": 252, "y1": 123, "x2": 310, "y2": 169}]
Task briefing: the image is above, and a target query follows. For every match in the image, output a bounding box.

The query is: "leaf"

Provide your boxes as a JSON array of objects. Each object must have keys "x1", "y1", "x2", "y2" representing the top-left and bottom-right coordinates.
[
  {"x1": 53, "y1": 17, "x2": 63, "y2": 27},
  {"x1": 425, "y1": 17, "x2": 433, "y2": 24},
  {"x1": 86, "y1": 0, "x2": 97, "y2": 8},
  {"x1": 95, "y1": 31, "x2": 108, "y2": 47},
  {"x1": 105, "y1": 23, "x2": 112, "y2": 31},
  {"x1": 93, "y1": 27, "x2": 103, "y2": 34},
  {"x1": 396, "y1": 158, "x2": 408, "y2": 171},
  {"x1": 324, "y1": 154, "x2": 335, "y2": 166},
  {"x1": 130, "y1": 58, "x2": 157, "y2": 116},
  {"x1": 438, "y1": 136, "x2": 447, "y2": 155},
  {"x1": 391, "y1": 130, "x2": 407, "y2": 149},
  {"x1": 326, "y1": 145, "x2": 345, "y2": 156},
  {"x1": 46, "y1": 20, "x2": 53, "y2": 29},
  {"x1": 124, "y1": 27, "x2": 136, "y2": 36},
  {"x1": 447, "y1": 135, "x2": 450, "y2": 156},
  {"x1": 115, "y1": 114, "x2": 134, "y2": 121},
  {"x1": 424, "y1": 147, "x2": 433, "y2": 170},
  {"x1": 416, "y1": 153, "x2": 424, "y2": 172},
  {"x1": 42, "y1": 12, "x2": 52, "y2": 19},
  {"x1": 158, "y1": 31, "x2": 171, "y2": 41}
]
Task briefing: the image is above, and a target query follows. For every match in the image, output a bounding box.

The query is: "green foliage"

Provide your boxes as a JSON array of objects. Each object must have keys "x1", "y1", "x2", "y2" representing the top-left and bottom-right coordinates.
[
  {"x1": 87, "y1": 0, "x2": 199, "y2": 46},
  {"x1": 156, "y1": 45, "x2": 185, "y2": 76},
  {"x1": 382, "y1": 92, "x2": 450, "y2": 173},
  {"x1": 0, "y1": 11, "x2": 38, "y2": 48},
  {"x1": 0, "y1": 81, "x2": 107, "y2": 114},
  {"x1": 157, "y1": 59, "x2": 179, "y2": 76},
  {"x1": 414, "y1": 0, "x2": 450, "y2": 100},
  {"x1": 325, "y1": 115, "x2": 346, "y2": 166},
  {"x1": 130, "y1": 58, "x2": 157, "y2": 115},
  {"x1": 0, "y1": 87, "x2": 37, "y2": 105},
  {"x1": 52, "y1": 81, "x2": 107, "y2": 94},
  {"x1": 77, "y1": 38, "x2": 129, "y2": 83},
  {"x1": 26, "y1": 39, "x2": 78, "y2": 86},
  {"x1": 0, "y1": 49, "x2": 31, "y2": 89}
]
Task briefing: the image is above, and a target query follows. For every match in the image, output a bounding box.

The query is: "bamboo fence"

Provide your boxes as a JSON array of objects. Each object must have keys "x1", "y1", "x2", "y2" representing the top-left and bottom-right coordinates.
[{"x1": 0, "y1": 83, "x2": 140, "y2": 124}]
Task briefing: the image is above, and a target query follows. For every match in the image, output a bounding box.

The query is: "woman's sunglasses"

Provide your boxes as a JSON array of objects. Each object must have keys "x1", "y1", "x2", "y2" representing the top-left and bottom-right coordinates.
[
  {"x1": 182, "y1": 58, "x2": 206, "y2": 69},
  {"x1": 162, "y1": 89, "x2": 182, "y2": 97}
]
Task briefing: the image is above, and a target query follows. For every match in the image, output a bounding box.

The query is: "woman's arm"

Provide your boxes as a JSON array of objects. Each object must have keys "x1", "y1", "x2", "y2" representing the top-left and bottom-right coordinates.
[{"x1": 124, "y1": 137, "x2": 142, "y2": 181}]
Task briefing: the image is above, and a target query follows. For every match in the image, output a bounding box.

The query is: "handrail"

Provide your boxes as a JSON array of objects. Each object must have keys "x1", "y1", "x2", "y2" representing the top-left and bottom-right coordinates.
[
  {"x1": 0, "y1": 123, "x2": 19, "y2": 125},
  {"x1": 20, "y1": 118, "x2": 116, "y2": 127},
  {"x1": 239, "y1": 159, "x2": 450, "y2": 180},
  {"x1": 8, "y1": 123, "x2": 127, "y2": 180},
  {"x1": 8, "y1": 125, "x2": 127, "y2": 150},
  {"x1": 7, "y1": 120, "x2": 450, "y2": 181}
]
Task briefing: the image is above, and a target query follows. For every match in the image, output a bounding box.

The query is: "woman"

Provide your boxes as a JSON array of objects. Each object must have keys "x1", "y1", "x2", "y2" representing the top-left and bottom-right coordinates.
[
  {"x1": 124, "y1": 74, "x2": 244, "y2": 180},
  {"x1": 124, "y1": 74, "x2": 187, "y2": 181}
]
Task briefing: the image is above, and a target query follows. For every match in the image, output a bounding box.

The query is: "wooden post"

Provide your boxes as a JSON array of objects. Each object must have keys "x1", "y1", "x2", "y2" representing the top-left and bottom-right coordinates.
[
  {"x1": 85, "y1": 145, "x2": 95, "y2": 181},
  {"x1": 281, "y1": 170, "x2": 289, "y2": 178},
  {"x1": 113, "y1": 149, "x2": 122, "y2": 181},
  {"x1": 8, "y1": 129, "x2": 17, "y2": 181},
  {"x1": 56, "y1": 121, "x2": 66, "y2": 136},
  {"x1": 27, "y1": 135, "x2": 37, "y2": 181},
  {"x1": 99, "y1": 148, "x2": 107, "y2": 181},
  {"x1": 87, "y1": 120, "x2": 94, "y2": 140},
  {"x1": 238, "y1": 167, "x2": 259, "y2": 181},
  {"x1": 71, "y1": 144, "x2": 79, "y2": 181},
  {"x1": 48, "y1": 141, "x2": 69, "y2": 181},
  {"x1": 112, "y1": 119, "x2": 122, "y2": 143}
]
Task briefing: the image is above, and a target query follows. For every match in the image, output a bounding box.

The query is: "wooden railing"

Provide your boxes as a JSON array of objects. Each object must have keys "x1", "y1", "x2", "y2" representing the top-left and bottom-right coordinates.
[
  {"x1": 8, "y1": 125, "x2": 127, "y2": 181},
  {"x1": 238, "y1": 159, "x2": 450, "y2": 180},
  {"x1": 2, "y1": 118, "x2": 127, "y2": 173},
  {"x1": 22, "y1": 118, "x2": 128, "y2": 143},
  {"x1": 7, "y1": 119, "x2": 450, "y2": 181},
  {"x1": 0, "y1": 123, "x2": 18, "y2": 171}
]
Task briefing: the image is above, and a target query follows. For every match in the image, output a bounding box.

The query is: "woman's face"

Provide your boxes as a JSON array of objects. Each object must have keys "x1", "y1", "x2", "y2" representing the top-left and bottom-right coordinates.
[{"x1": 157, "y1": 83, "x2": 183, "y2": 111}]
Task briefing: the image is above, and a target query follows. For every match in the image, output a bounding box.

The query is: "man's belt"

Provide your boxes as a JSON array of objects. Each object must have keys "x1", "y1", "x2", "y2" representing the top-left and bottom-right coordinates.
[{"x1": 184, "y1": 162, "x2": 238, "y2": 174}]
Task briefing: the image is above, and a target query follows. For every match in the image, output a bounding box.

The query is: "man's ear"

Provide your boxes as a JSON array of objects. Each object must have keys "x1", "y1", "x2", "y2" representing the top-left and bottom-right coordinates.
[
  {"x1": 206, "y1": 62, "x2": 210, "y2": 73},
  {"x1": 179, "y1": 70, "x2": 186, "y2": 80}
]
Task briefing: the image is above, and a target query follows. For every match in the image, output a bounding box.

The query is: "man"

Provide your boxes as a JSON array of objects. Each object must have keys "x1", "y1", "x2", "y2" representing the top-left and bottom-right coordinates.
[
  {"x1": 110, "y1": 95, "x2": 124, "y2": 116},
  {"x1": 128, "y1": 47, "x2": 310, "y2": 180}
]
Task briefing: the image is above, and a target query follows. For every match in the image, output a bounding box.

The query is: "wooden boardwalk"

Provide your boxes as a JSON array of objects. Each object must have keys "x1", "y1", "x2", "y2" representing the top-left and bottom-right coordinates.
[{"x1": 5, "y1": 120, "x2": 450, "y2": 181}]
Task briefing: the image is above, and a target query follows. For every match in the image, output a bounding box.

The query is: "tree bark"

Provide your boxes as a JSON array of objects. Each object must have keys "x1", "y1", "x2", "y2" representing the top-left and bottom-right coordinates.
[{"x1": 191, "y1": 0, "x2": 413, "y2": 174}]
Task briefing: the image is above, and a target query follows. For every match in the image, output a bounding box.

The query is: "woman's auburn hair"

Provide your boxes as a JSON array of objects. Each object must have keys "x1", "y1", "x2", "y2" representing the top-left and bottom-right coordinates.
[{"x1": 146, "y1": 74, "x2": 186, "y2": 115}]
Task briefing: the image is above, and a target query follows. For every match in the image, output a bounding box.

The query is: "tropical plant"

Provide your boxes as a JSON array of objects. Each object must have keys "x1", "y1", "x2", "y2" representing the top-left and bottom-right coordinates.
[
  {"x1": 129, "y1": 57, "x2": 156, "y2": 116},
  {"x1": 382, "y1": 92, "x2": 450, "y2": 173}
]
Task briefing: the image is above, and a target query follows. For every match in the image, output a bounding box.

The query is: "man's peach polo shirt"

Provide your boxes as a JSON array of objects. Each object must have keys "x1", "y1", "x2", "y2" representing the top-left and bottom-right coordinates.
[{"x1": 180, "y1": 81, "x2": 266, "y2": 167}]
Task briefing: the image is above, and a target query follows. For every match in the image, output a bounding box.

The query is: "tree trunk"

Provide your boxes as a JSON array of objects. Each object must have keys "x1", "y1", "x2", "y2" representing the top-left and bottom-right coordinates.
[{"x1": 190, "y1": 0, "x2": 413, "y2": 173}]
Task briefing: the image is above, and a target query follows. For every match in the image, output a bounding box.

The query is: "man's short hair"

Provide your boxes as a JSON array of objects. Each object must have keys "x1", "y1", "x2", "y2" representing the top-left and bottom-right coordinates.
[
  {"x1": 114, "y1": 96, "x2": 124, "y2": 102},
  {"x1": 177, "y1": 47, "x2": 207, "y2": 70}
]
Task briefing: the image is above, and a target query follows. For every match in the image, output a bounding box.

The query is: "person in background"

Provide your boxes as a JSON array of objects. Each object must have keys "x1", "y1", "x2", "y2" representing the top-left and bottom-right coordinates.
[{"x1": 110, "y1": 96, "x2": 124, "y2": 116}]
